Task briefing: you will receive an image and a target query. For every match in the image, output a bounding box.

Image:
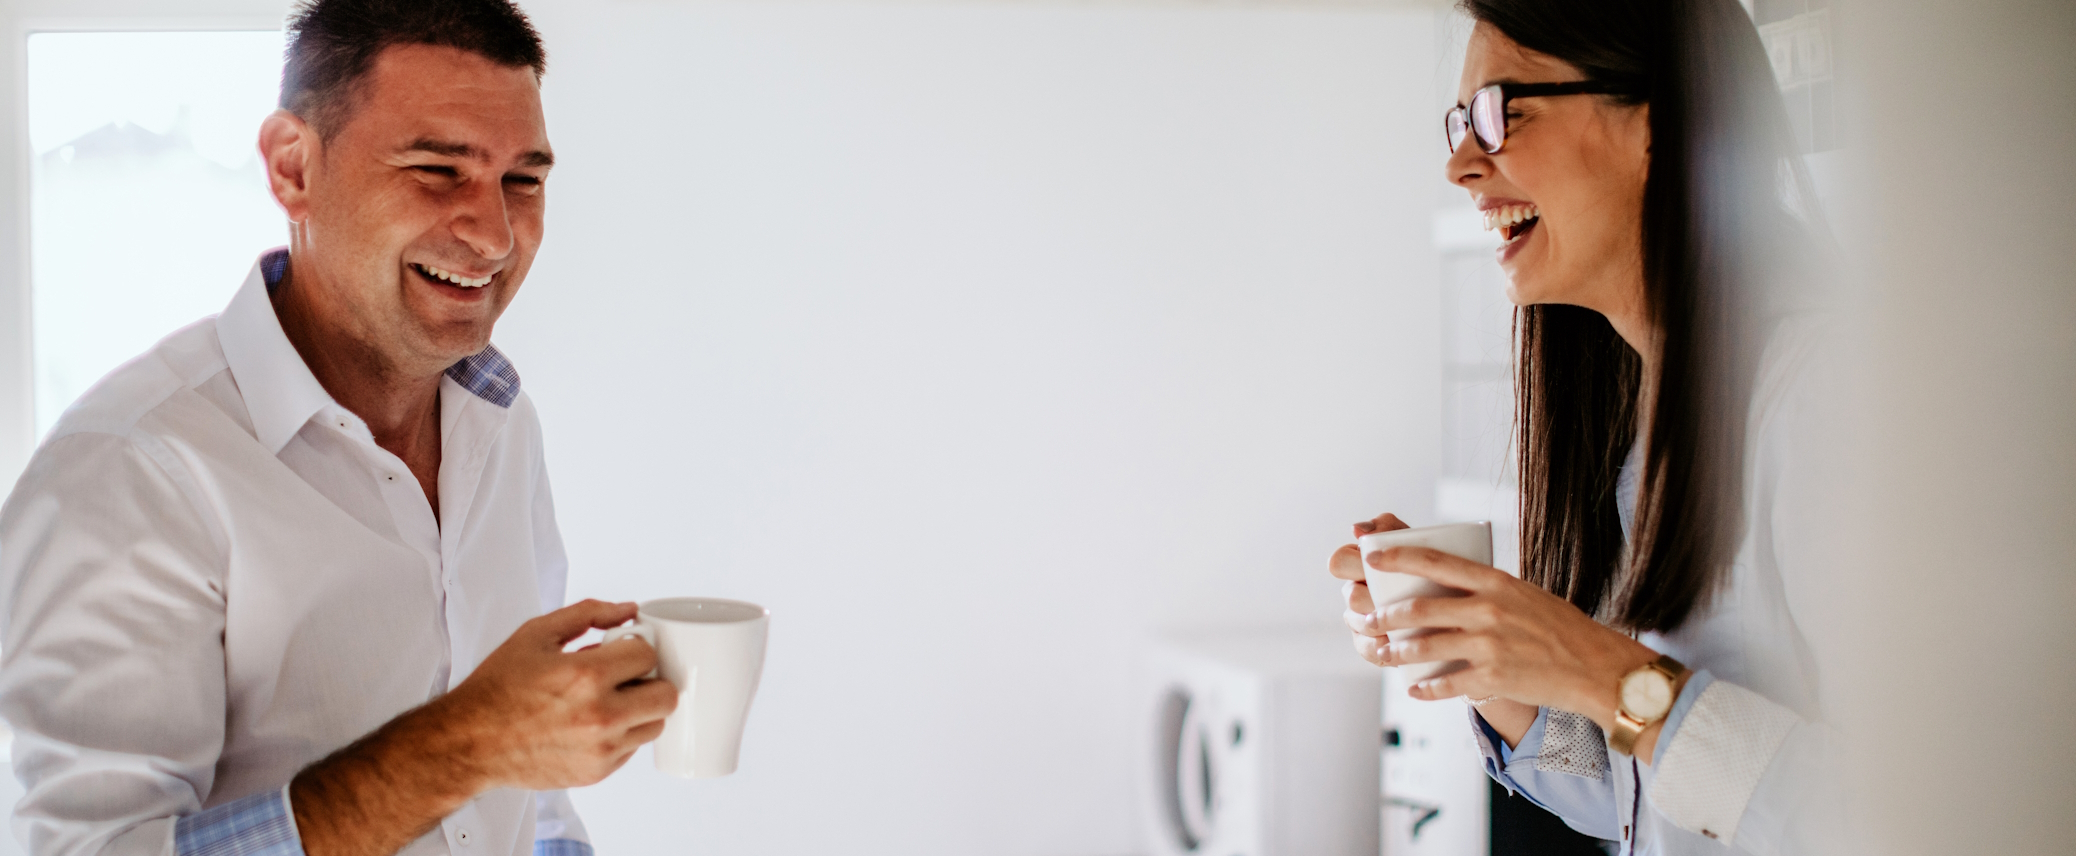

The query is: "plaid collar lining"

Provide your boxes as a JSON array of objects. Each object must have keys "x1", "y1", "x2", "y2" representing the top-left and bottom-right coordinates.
[{"x1": 258, "y1": 248, "x2": 521, "y2": 409}]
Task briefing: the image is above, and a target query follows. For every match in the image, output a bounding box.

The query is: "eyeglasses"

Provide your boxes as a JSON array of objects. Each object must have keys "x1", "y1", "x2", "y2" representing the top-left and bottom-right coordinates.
[{"x1": 1445, "y1": 81, "x2": 1642, "y2": 155}]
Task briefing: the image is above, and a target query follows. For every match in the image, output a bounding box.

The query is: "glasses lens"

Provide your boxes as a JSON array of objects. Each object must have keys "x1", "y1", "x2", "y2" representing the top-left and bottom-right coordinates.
[
  {"x1": 1469, "y1": 86, "x2": 1505, "y2": 153},
  {"x1": 1445, "y1": 108, "x2": 1470, "y2": 153}
]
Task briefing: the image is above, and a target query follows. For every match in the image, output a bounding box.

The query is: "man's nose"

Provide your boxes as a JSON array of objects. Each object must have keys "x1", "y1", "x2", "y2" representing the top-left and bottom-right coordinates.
[{"x1": 450, "y1": 177, "x2": 516, "y2": 261}]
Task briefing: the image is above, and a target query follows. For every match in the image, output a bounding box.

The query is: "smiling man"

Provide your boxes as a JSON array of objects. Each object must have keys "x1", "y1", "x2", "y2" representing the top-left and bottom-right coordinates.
[{"x1": 0, "y1": 3, "x2": 673, "y2": 856}]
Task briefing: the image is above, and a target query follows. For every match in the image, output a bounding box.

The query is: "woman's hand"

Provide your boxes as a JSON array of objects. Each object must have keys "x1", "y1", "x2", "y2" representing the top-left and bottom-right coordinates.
[
  {"x1": 1328, "y1": 514, "x2": 1409, "y2": 667},
  {"x1": 1330, "y1": 518, "x2": 1534, "y2": 744},
  {"x1": 1361, "y1": 544, "x2": 1661, "y2": 735}
]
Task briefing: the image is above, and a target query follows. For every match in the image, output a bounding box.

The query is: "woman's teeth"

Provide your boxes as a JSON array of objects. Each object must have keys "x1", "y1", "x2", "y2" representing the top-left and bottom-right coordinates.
[
  {"x1": 1483, "y1": 203, "x2": 1541, "y2": 242},
  {"x1": 415, "y1": 263, "x2": 493, "y2": 288}
]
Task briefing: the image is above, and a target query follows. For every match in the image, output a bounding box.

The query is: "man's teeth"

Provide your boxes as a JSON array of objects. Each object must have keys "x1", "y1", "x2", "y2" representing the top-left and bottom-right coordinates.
[
  {"x1": 417, "y1": 264, "x2": 493, "y2": 288},
  {"x1": 1482, "y1": 203, "x2": 1541, "y2": 232}
]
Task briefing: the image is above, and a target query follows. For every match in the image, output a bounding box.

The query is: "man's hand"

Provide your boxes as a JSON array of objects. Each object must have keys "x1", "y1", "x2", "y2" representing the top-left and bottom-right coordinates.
[
  {"x1": 436, "y1": 599, "x2": 679, "y2": 789},
  {"x1": 290, "y1": 600, "x2": 679, "y2": 856}
]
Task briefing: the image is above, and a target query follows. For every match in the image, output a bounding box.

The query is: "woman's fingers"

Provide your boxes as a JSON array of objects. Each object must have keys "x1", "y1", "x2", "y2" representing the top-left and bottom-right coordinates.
[
  {"x1": 1343, "y1": 607, "x2": 1388, "y2": 638},
  {"x1": 1349, "y1": 631, "x2": 1390, "y2": 667},
  {"x1": 1341, "y1": 578, "x2": 1376, "y2": 613},
  {"x1": 1374, "y1": 593, "x2": 1500, "y2": 633},
  {"x1": 1366, "y1": 545, "x2": 1505, "y2": 591},
  {"x1": 1352, "y1": 513, "x2": 1411, "y2": 538},
  {"x1": 1381, "y1": 629, "x2": 1492, "y2": 666},
  {"x1": 1328, "y1": 543, "x2": 1367, "y2": 581},
  {"x1": 1409, "y1": 669, "x2": 1481, "y2": 701}
]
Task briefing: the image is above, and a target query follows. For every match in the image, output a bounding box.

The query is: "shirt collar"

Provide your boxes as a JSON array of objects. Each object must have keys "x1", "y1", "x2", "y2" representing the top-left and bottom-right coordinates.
[
  {"x1": 445, "y1": 341, "x2": 522, "y2": 408},
  {"x1": 218, "y1": 249, "x2": 333, "y2": 455},
  {"x1": 217, "y1": 248, "x2": 525, "y2": 455}
]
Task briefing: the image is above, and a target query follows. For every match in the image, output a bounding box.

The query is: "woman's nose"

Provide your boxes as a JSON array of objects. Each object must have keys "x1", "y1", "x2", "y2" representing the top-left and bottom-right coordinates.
[{"x1": 1446, "y1": 141, "x2": 1490, "y2": 187}]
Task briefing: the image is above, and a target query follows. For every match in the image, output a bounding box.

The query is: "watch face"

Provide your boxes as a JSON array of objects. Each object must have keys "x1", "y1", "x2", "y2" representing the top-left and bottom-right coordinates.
[{"x1": 1620, "y1": 668, "x2": 1675, "y2": 720}]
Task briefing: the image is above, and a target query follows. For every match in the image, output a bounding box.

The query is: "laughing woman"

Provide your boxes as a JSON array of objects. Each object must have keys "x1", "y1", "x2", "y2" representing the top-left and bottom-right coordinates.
[{"x1": 1328, "y1": 1, "x2": 1838, "y2": 853}]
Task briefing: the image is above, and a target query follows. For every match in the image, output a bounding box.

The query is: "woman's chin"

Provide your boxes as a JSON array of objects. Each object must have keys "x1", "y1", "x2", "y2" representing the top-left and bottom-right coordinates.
[
  {"x1": 1501, "y1": 268, "x2": 1552, "y2": 307},
  {"x1": 1499, "y1": 255, "x2": 1571, "y2": 309},
  {"x1": 1503, "y1": 281, "x2": 1529, "y2": 307},
  {"x1": 1498, "y1": 253, "x2": 1531, "y2": 295}
]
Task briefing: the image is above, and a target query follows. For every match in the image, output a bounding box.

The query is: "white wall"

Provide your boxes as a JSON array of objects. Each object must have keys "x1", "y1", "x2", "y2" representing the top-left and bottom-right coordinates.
[
  {"x1": 496, "y1": 3, "x2": 1448, "y2": 853},
  {"x1": 1829, "y1": 0, "x2": 2076, "y2": 853}
]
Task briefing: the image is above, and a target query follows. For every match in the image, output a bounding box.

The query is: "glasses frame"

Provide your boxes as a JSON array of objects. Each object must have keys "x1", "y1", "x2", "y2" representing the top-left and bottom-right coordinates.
[{"x1": 1445, "y1": 81, "x2": 1643, "y2": 155}]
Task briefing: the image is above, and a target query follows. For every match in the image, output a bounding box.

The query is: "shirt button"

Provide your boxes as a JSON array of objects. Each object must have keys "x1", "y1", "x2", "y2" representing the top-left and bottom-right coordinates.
[{"x1": 456, "y1": 828, "x2": 471, "y2": 845}]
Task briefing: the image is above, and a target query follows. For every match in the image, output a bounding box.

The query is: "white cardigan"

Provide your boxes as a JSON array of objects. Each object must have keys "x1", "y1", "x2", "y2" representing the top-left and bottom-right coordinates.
[{"x1": 1472, "y1": 315, "x2": 1842, "y2": 855}]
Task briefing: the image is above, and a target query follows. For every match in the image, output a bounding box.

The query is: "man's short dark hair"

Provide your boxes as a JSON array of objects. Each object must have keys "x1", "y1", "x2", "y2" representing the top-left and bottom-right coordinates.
[{"x1": 280, "y1": 0, "x2": 547, "y2": 139}]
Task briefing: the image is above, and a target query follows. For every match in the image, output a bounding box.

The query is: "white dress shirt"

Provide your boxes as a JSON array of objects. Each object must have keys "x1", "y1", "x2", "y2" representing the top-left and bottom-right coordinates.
[
  {"x1": 0, "y1": 251, "x2": 588, "y2": 856},
  {"x1": 1470, "y1": 314, "x2": 1841, "y2": 855}
]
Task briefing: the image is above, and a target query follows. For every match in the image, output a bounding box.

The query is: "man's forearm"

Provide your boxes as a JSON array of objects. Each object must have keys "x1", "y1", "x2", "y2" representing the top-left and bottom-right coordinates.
[
  {"x1": 290, "y1": 698, "x2": 489, "y2": 856},
  {"x1": 288, "y1": 600, "x2": 673, "y2": 856}
]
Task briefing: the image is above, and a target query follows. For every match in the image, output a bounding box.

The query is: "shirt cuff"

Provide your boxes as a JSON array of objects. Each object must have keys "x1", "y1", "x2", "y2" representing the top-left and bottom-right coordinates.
[
  {"x1": 1469, "y1": 703, "x2": 1560, "y2": 801},
  {"x1": 1648, "y1": 668, "x2": 1715, "y2": 762},
  {"x1": 174, "y1": 786, "x2": 305, "y2": 856},
  {"x1": 536, "y1": 839, "x2": 596, "y2": 856},
  {"x1": 1646, "y1": 672, "x2": 1800, "y2": 845},
  {"x1": 1473, "y1": 706, "x2": 1517, "y2": 764}
]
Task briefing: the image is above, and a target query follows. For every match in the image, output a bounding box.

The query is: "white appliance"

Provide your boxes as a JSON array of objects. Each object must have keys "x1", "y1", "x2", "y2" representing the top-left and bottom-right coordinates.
[
  {"x1": 1140, "y1": 629, "x2": 1381, "y2": 856},
  {"x1": 1382, "y1": 479, "x2": 1515, "y2": 856},
  {"x1": 1380, "y1": 667, "x2": 1490, "y2": 856}
]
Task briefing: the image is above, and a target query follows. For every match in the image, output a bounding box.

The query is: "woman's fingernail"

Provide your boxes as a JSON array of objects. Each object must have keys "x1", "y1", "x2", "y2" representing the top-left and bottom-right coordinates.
[{"x1": 1354, "y1": 520, "x2": 1376, "y2": 533}]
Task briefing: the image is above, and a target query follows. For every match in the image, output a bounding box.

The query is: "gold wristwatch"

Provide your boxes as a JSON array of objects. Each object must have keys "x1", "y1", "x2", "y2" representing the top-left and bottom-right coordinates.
[{"x1": 1608, "y1": 654, "x2": 1688, "y2": 756}]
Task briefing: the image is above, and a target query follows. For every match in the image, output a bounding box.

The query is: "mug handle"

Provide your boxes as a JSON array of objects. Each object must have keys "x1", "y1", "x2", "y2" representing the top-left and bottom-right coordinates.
[{"x1": 602, "y1": 621, "x2": 660, "y2": 680}]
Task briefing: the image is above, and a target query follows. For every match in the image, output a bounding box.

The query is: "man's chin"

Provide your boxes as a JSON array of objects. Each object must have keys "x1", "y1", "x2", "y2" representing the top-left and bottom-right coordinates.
[{"x1": 408, "y1": 328, "x2": 497, "y2": 369}]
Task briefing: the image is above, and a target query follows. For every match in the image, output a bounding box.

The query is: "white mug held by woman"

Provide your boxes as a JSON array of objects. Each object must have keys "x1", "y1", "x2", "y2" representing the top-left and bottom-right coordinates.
[{"x1": 1357, "y1": 521, "x2": 1492, "y2": 682}]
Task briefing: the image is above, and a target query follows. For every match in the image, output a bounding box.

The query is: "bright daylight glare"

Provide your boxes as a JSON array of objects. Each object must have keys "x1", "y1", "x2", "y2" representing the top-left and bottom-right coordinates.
[{"x1": 27, "y1": 31, "x2": 287, "y2": 438}]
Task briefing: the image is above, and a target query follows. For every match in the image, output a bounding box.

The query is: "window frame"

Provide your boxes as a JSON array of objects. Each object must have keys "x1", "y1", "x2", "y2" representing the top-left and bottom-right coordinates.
[{"x1": 0, "y1": 0, "x2": 285, "y2": 488}]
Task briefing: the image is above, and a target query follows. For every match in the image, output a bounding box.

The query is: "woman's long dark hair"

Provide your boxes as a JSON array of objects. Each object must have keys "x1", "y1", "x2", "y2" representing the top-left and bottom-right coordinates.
[{"x1": 1462, "y1": 0, "x2": 1811, "y2": 631}]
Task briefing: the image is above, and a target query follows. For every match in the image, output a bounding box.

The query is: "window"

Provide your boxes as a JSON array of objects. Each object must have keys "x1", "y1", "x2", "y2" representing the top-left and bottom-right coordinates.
[{"x1": 27, "y1": 30, "x2": 286, "y2": 437}]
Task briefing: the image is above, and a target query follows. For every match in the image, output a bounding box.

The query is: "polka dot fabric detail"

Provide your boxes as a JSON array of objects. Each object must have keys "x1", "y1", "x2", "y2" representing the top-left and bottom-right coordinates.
[
  {"x1": 1536, "y1": 709, "x2": 1610, "y2": 780},
  {"x1": 1647, "y1": 680, "x2": 1799, "y2": 845}
]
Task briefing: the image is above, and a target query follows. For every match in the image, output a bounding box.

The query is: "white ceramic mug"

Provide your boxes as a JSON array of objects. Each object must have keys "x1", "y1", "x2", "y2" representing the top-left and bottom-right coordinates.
[
  {"x1": 1356, "y1": 521, "x2": 1492, "y2": 682},
  {"x1": 603, "y1": 597, "x2": 770, "y2": 778}
]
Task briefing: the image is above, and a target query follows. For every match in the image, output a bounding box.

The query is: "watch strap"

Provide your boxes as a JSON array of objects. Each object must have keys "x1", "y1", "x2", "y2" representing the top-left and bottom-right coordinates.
[{"x1": 1608, "y1": 709, "x2": 1649, "y2": 756}]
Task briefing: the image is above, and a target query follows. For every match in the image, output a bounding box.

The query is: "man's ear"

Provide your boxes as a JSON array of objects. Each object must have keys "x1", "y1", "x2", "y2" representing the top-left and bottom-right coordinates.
[{"x1": 259, "y1": 110, "x2": 318, "y2": 223}]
